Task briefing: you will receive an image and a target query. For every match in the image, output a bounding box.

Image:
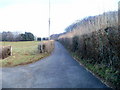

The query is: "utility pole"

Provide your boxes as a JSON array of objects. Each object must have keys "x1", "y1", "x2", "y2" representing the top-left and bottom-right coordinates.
[{"x1": 48, "y1": 0, "x2": 51, "y2": 40}]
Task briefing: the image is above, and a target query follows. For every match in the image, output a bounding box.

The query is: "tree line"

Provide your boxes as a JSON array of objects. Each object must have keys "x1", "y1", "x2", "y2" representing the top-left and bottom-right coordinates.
[
  {"x1": 0, "y1": 31, "x2": 50, "y2": 41},
  {"x1": 0, "y1": 31, "x2": 35, "y2": 41},
  {"x1": 62, "y1": 11, "x2": 118, "y2": 38}
]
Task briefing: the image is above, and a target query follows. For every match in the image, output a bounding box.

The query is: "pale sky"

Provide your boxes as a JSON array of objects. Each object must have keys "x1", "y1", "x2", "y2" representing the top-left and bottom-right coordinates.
[{"x1": 0, "y1": 0, "x2": 119, "y2": 37}]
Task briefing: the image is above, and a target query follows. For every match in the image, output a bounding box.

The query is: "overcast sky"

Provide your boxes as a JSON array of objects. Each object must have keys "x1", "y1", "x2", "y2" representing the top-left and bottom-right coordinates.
[{"x1": 0, "y1": 0, "x2": 119, "y2": 37}]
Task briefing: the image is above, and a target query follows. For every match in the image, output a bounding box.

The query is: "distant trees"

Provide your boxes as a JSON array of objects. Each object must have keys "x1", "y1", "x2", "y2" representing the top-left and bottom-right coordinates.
[
  {"x1": 37, "y1": 37, "x2": 41, "y2": 41},
  {"x1": 0, "y1": 31, "x2": 35, "y2": 41},
  {"x1": 20, "y1": 32, "x2": 34, "y2": 41},
  {"x1": 42, "y1": 37, "x2": 49, "y2": 41},
  {"x1": 2, "y1": 31, "x2": 14, "y2": 41},
  {"x1": 65, "y1": 21, "x2": 79, "y2": 32},
  {"x1": 0, "y1": 30, "x2": 51, "y2": 42},
  {"x1": 62, "y1": 11, "x2": 118, "y2": 38},
  {"x1": 37, "y1": 37, "x2": 49, "y2": 41}
]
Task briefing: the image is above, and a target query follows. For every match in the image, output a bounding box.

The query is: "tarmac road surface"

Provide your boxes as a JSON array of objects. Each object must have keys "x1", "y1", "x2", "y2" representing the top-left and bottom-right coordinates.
[{"x1": 1, "y1": 41, "x2": 109, "y2": 88}]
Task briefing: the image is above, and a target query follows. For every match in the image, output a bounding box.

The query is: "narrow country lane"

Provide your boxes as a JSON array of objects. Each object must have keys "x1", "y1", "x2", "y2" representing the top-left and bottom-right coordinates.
[{"x1": 1, "y1": 42, "x2": 109, "y2": 88}]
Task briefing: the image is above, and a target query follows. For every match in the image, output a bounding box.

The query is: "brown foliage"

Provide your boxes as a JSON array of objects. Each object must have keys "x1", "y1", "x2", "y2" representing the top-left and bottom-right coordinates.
[
  {"x1": 38, "y1": 40, "x2": 54, "y2": 53},
  {"x1": 0, "y1": 46, "x2": 12, "y2": 59},
  {"x1": 59, "y1": 11, "x2": 118, "y2": 39}
]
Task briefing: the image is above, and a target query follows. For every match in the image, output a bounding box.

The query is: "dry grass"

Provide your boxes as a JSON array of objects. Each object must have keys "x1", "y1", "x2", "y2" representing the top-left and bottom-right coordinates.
[
  {"x1": 59, "y1": 11, "x2": 118, "y2": 39},
  {"x1": 0, "y1": 46, "x2": 12, "y2": 59},
  {"x1": 38, "y1": 40, "x2": 54, "y2": 53},
  {"x1": 0, "y1": 41, "x2": 54, "y2": 67}
]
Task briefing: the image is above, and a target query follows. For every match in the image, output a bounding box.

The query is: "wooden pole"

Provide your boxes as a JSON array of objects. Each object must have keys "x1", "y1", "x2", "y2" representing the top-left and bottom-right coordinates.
[{"x1": 48, "y1": 0, "x2": 51, "y2": 40}]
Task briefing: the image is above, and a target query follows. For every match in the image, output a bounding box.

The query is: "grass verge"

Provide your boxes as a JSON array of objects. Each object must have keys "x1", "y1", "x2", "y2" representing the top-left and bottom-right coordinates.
[{"x1": 0, "y1": 41, "x2": 54, "y2": 67}]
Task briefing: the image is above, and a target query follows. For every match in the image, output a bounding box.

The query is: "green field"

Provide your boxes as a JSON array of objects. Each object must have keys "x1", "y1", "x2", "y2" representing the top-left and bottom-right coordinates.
[{"x1": 0, "y1": 41, "x2": 52, "y2": 67}]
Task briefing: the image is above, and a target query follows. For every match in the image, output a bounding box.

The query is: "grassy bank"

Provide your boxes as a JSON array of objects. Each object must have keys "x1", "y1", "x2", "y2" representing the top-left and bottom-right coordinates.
[
  {"x1": 0, "y1": 41, "x2": 54, "y2": 67},
  {"x1": 70, "y1": 52, "x2": 119, "y2": 89}
]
